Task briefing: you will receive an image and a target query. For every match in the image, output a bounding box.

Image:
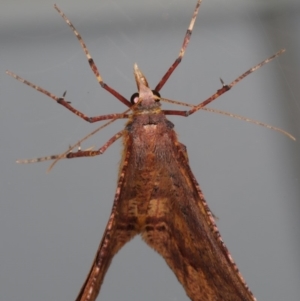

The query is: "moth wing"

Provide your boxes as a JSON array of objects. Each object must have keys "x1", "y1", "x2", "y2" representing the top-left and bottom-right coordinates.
[
  {"x1": 75, "y1": 147, "x2": 138, "y2": 301},
  {"x1": 142, "y1": 144, "x2": 256, "y2": 301}
]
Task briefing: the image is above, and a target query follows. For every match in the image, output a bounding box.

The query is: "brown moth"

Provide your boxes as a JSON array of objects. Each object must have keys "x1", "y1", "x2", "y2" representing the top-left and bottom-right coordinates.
[{"x1": 7, "y1": 0, "x2": 293, "y2": 300}]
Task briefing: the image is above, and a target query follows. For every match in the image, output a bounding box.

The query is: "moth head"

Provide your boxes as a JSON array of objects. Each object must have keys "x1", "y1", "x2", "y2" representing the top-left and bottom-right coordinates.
[{"x1": 132, "y1": 64, "x2": 161, "y2": 108}]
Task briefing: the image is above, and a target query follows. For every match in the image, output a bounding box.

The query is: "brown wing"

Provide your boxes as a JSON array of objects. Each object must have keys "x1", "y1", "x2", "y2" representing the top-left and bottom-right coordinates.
[
  {"x1": 75, "y1": 128, "x2": 255, "y2": 301},
  {"x1": 139, "y1": 142, "x2": 256, "y2": 301},
  {"x1": 75, "y1": 145, "x2": 139, "y2": 301}
]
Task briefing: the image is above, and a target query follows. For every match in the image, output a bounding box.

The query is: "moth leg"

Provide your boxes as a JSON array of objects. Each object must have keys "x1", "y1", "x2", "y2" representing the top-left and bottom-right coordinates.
[
  {"x1": 54, "y1": 5, "x2": 131, "y2": 108},
  {"x1": 164, "y1": 49, "x2": 285, "y2": 117},
  {"x1": 155, "y1": 0, "x2": 202, "y2": 92},
  {"x1": 67, "y1": 131, "x2": 124, "y2": 159},
  {"x1": 6, "y1": 71, "x2": 128, "y2": 123},
  {"x1": 17, "y1": 130, "x2": 124, "y2": 164}
]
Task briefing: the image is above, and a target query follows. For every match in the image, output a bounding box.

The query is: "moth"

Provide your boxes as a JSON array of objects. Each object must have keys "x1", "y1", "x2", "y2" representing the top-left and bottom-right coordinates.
[{"x1": 7, "y1": 0, "x2": 294, "y2": 300}]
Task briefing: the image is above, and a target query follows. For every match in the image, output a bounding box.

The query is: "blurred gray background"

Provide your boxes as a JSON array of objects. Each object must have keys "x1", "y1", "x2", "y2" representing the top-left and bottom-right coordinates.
[{"x1": 1, "y1": 0, "x2": 300, "y2": 300}]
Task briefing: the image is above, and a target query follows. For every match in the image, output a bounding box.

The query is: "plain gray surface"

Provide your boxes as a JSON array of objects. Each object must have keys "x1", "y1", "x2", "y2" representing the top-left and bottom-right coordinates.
[{"x1": 1, "y1": 0, "x2": 300, "y2": 300}]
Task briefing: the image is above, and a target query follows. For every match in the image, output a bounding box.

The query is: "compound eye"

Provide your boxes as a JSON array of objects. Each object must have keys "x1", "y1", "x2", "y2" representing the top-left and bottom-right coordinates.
[
  {"x1": 130, "y1": 92, "x2": 139, "y2": 104},
  {"x1": 152, "y1": 90, "x2": 161, "y2": 102}
]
